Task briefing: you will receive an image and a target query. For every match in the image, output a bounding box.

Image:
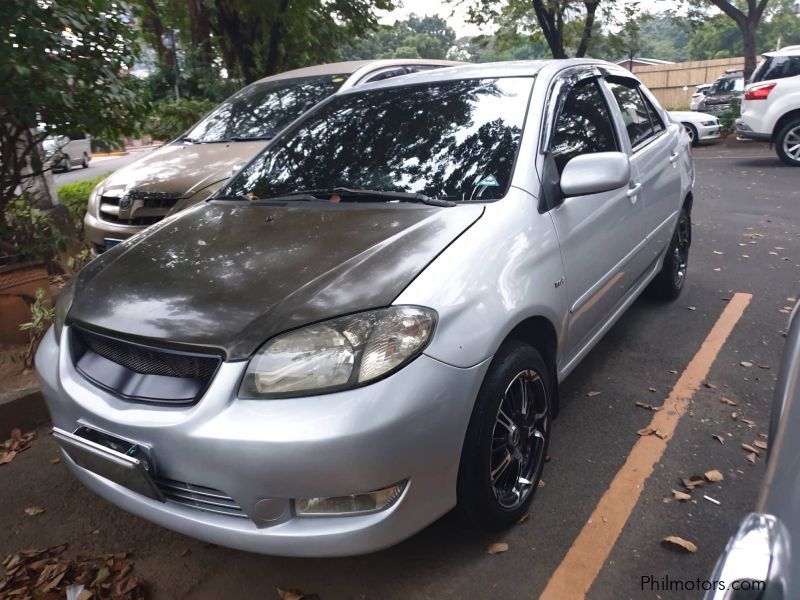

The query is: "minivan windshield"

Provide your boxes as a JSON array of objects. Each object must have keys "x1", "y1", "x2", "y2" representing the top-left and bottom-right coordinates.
[
  {"x1": 181, "y1": 74, "x2": 347, "y2": 143},
  {"x1": 222, "y1": 77, "x2": 534, "y2": 202}
]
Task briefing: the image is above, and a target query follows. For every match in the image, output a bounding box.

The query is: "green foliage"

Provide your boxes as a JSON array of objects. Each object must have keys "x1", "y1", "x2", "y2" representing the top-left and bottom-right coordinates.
[
  {"x1": 143, "y1": 99, "x2": 218, "y2": 142},
  {"x1": 57, "y1": 175, "x2": 109, "y2": 235},
  {"x1": 19, "y1": 287, "x2": 55, "y2": 368},
  {"x1": 0, "y1": 198, "x2": 69, "y2": 262},
  {"x1": 0, "y1": 0, "x2": 146, "y2": 214},
  {"x1": 340, "y1": 14, "x2": 457, "y2": 60}
]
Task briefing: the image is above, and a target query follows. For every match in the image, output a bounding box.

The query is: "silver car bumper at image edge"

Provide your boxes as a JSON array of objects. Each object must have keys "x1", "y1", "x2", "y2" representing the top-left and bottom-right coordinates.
[{"x1": 36, "y1": 326, "x2": 491, "y2": 557}]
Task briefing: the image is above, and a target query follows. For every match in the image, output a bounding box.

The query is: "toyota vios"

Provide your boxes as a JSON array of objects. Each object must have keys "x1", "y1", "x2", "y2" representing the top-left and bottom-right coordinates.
[{"x1": 37, "y1": 60, "x2": 694, "y2": 557}]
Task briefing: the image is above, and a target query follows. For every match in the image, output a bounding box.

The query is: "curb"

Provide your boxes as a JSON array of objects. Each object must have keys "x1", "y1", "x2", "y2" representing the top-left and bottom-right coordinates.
[
  {"x1": 92, "y1": 151, "x2": 128, "y2": 158},
  {"x1": 0, "y1": 386, "x2": 50, "y2": 438}
]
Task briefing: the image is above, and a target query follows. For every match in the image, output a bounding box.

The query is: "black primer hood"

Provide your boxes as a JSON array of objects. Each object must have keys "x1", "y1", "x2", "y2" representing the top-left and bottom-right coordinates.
[{"x1": 68, "y1": 201, "x2": 483, "y2": 359}]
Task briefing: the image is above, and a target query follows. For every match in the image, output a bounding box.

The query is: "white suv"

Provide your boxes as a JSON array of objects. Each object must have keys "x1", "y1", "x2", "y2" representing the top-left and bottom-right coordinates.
[{"x1": 736, "y1": 46, "x2": 800, "y2": 166}]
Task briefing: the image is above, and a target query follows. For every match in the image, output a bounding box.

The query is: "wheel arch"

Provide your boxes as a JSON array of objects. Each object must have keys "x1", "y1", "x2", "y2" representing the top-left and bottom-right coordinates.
[
  {"x1": 773, "y1": 109, "x2": 800, "y2": 141},
  {"x1": 682, "y1": 191, "x2": 693, "y2": 217},
  {"x1": 504, "y1": 315, "x2": 561, "y2": 417}
]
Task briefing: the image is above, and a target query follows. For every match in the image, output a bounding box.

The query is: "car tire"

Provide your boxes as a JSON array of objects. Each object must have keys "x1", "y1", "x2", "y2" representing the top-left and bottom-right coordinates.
[
  {"x1": 457, "y1": 340, "x2": 552, "y2": 530},
  {"x1": 61, "y1": 154, "x2": 71, "y2": 172},
  {"x1": 647, "y1": 208, "x2": 691, "y2": 301},
  {"x1": 81, "y1": 153, "x2": 89, "y2": 168},
  {"x1": 682, "y1": 123, "x2": 698, "y2": 146},
  {"x1": 776, "y1": 119, "x2": 800, "y2": 167}
]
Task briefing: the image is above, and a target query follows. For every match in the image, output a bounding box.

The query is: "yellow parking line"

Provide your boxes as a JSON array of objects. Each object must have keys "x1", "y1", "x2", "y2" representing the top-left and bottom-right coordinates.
[{"x1": 540, "y1": 293, "x2": 752, "y2": 600}]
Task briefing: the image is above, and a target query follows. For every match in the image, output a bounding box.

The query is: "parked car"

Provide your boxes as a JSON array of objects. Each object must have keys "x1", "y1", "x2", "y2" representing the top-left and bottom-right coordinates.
[
  {"x1": 83, "y1": 59, "x2": 461, "y2": 253},
  {"x1": 38, "y1": 59, "x2": 694, "y2": 557},
  {"x1": 706, "y1": 298, "x2": 800, "y2": 598},
  {"x1": 690, "y1": 83, "x2": 711, "y2": 111},
  {"x1": 699, "y1": 70, "x2": 744, "y2": 116},
  {"x1": 43, "y1": 133, "x2": 91, "y2": 171},
  {"x1": 736, "y1": 45, "x2": 800, "y2": 166},
  {"x1": 669, "y1": 110, "x2": 721, "y2": 145}
]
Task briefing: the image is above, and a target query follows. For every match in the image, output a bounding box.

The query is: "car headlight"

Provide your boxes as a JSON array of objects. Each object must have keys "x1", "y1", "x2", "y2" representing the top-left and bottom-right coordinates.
[
  {"x1": 53, "y1": 277, "x2": 77, "y2": 344},
  {"x1": 240, "y1": 306, "x2": 436, "y2": 398},
  {"x1": 701, "y1": 120, "x2": 717, "y2": 126}
]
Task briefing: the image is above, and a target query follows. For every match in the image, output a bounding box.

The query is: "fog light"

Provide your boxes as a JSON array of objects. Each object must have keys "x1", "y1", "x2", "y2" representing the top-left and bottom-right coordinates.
[{"x1": 294, "y1": 481, "x2": 407, "y2": 517}]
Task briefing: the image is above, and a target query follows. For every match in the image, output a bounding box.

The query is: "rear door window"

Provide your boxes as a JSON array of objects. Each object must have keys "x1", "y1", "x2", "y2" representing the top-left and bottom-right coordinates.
[
  {"x1": 549, "y1": 78, "x2": 618, "y2": 174},
  {"x1": 752, "y1": 56, "x2": 800, "y2": 82}
]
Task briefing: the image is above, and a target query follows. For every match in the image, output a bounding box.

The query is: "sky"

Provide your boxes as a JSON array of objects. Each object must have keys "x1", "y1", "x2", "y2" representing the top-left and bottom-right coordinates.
[{"x1": 379, "y1": 0, "x2": 685, "y2": 38}]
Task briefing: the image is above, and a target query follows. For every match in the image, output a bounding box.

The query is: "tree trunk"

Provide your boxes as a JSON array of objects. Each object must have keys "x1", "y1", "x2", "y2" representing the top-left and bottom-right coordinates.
[
  {"x1": 141, "y1": 0, "x2": 174, "y2": 68},
  {"x1": 741, "y1": 19, "x2": 757, "y2": 81},
  {"x1": 187, "y1": 0, "x2": 213, "y2": 66},
  {"x1": 264, "y1": 0, "x2": 290, "y2": 76},
  {"x1": 532, "y1": 0, "x2": 567, "y2": 59},
  {"x1": 19, "y1": 132, "x2": 57, "y2": 210},
  {"x1": 576, "y1": 0, "x2": 599, "y2": 58}
]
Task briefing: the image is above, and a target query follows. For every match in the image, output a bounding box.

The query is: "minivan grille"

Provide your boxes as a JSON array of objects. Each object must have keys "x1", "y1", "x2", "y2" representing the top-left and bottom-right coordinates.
[
  {"x1": 99, "y1": 191, "x2": 181, "y2": 226},
  {"x1": 153, "y1": 476, "x2": 247, "y2": 518},
  {"x1": 70, "y1": 327, "x2": 221, "y2": 405}
]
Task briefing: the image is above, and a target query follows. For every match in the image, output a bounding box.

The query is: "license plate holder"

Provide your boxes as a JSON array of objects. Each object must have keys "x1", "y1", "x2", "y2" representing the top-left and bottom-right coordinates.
[{"x1": 53, "y1": 426, "x2": 164, "y2": 502}]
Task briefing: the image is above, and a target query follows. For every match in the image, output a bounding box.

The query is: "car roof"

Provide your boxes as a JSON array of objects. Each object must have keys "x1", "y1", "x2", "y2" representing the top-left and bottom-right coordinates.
[
  {"x1": 338, "y1": 58, "x2": 619, "y2": 95},
  {"x1": 251, "y1": 59, "x2": 463, "y2": 85},
  {"x1": 764, "y1": 45, "x2": 800, "y2": 58}
]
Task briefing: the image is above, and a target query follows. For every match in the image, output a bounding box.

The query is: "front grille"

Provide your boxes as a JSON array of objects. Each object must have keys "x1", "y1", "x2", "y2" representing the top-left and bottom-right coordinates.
[
  {"x1": 80, "y1": 331, "x2": 219, "y2": 380},
  {"x1": 99, "y1": 191, "x2": 181, "y2": 226},
  {"x1": 153, "y1": 476, "x2": 247, "y2": 518},
  {"x1": 70, "y1": 327, "x2": 221, "y2": 405}
]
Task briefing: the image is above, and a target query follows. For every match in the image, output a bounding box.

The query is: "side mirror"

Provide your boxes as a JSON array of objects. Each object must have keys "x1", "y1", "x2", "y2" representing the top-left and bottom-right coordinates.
[{"x1": 560, "y1": 152, "x2": 631, "y2": 197}]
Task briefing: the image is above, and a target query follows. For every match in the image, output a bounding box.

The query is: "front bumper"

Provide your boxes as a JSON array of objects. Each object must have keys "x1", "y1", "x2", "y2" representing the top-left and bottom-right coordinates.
[
  {"x1": 696, "y1": 124, "x2": 721, "y2": 143},
  {"x1": 84, "y1": 212, "x2": 144, "y2": 251},
  {"x1": 36, "y1": 327, "x2": 490, "y2": 556}
]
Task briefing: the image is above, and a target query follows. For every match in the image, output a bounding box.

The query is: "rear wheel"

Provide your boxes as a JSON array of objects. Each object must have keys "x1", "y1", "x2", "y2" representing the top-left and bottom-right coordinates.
[
  {"x1": 457, "y1": 341, "x2": 552, "y2": 529},
  {"x1": 682, "y1": 123, "x2": 698, "y2": 146},
  {"x1": 776, "y1": 119, "x2": 800, "y2": 167},
  {"x1": 81, "y1": 153, "x2": 89, "y2": 168},
  {"x1": 647, "y1": 208, "x2": 691, "y2": 301},
  {"x1": 61, "y1": 154, "x2": 71, "y2": 172}
]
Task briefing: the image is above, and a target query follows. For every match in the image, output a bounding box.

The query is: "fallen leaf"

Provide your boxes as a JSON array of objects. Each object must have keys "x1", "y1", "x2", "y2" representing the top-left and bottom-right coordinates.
[
  {"x1": 637, "y1": 426, "x2": 655, "y2": 436},
  {"x1": 654, "y1": 430, "x2": 668, "y2": 440},
  {"x1": 788, "y1": 297, "x2": 797, "y2": 303},
  {"x1": 486, "y1": 542, "x2": 509, "y2": 555},
  {"x1": 712, "y1": 434, "x2": 725, "y2": 444},
  {"x1": 517, "y1": 513, "x2": 530, "y2": 525},
  {"x1": 746, "y1": 452, "x2": 757, "y2": 464},
  {"x1": 277, "y1": 588, "x2": 320, "y2": 600},
  {"x1": 586, "y1": 391, "x2": 602, "y2": 397},
  {"x1": 720, "y1": 397, "x2": 737, "y2": 406},
  {"x1": 537, "y1": 479, "x2": 545, "y2": 488},
  {"x1": 713, "y1": 250, "x2": 724, "y2": 255},
  {"x1": 180, "y1": 548, "x2": 191, "y2": 557},
  {"x1": 49, "y1": 457, "x2": 61, "y2": 465},
  {"x1": 688, "y1": 306, "x2": 697, "y2": 311},
  {"x1": 635, "y1": 401, "x2": 663, "y2": 411},
  {"x1": 705, "y1": 470, "x2": 724, "y2": 483},
  {"x1": 754, "y1": 440, "x2": 768, "y2": 450},
  {"x1": 672, "y1": 490, "x2": 691, "y2": 501},
  {"x1": 742, "y1": 443, "x2": 760, "y2": 455},
  {"x1": 668, "y1": 369, "x2": 678, "y2": 374},
  {"x1": 757, "y1": 364, "x2": 771, "y2": 370},
  {"x1": 661, "y1": 536, "x2": 698, "y2": 553},
  {"x1": 740, "y1": 361, "x2": 753, "y2": 368},
  {"x1": 741, "y1": 418, "x2": 756, "y2": 428},
  {"x1": 713, "y1": 267, "x2": 722, "y2": 272},
  {"x1": 731, "y1": 412, "x2": 738, "y2": 420},
  {"x1": 704, "y1": 382, "x2": 717, "y2": 389},
  {"x1": 681, "y1": 475, "x2": 706, "y2": 490},
  {"x1": 648, "y1": 387, "x2": 657, "y2": 392},
  {"x1": 24, "y1": 506, "x2": 45, "y2": 516}
]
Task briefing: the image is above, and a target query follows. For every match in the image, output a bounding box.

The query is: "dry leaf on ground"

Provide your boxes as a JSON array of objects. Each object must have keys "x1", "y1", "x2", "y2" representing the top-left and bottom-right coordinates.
[
  {"x1": 50, "y1": 457, "x2": 61, "y2": 464},
  {"x1": 746, "y1": 453, "x2": 758, "y2": 464},
  {"x1": 703, "y1": 382, "x2": 717, "y2": 389},
  {"x1": 672, "y1": 490, "x2": 691, "y2": 501},
  {"x1": 754, "y1": 440, "x2": 768, "y2": 450},
  {"x1": 277, "y1": 588, "x2": 321, "y2": 600},
  {"x1": 661, "y1": 536, "x2": 698, "y2": 553},
  {"x1": 740, "y1": 361, "x2": 753, "y2": 368},
  {"x1": 741, "y1": 418, "x2": 756, "y2": 428},
  {"x1": 586, "y1": 391, "x2": 602, "y2": 397},
  {"x1": 712, "y1": 434, "x2": 725, "y2": 444},
  {"x1": 681, "y1": 475, "x2": 706, "y2": 490},
  {"x1": 720, "y1": 397, "x2": 737, "y2": 406},
  {"x1": 742, "y1": 443, "x2": 760, "y2": 455},
  {"x1": 705, "y1": 470, "x2": 724, "y2": 483},
  {"x1": 517, "y1": 514, "x2": 530, "y2": 525},
  {"x1": 486, "y1": 542, "x2": 509, "y2": 555},
  {"x1": 635, "y1": 401, "x2": 663, "y2": 411},
  {"x1": 24, "y1": 506, "x2": 45, "y2": 516},
  {"x1": 0, "y1": 428, "x2": 36, "y2": 466}
]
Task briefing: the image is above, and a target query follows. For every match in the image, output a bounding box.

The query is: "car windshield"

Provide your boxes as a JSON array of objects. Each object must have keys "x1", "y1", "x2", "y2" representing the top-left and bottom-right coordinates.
[
  {"x1": 182, "y1": 74, "x2": 347, "y2": 143},
  {"x1": 223, "y1": 77, "x2": 533, "y2": 202}
]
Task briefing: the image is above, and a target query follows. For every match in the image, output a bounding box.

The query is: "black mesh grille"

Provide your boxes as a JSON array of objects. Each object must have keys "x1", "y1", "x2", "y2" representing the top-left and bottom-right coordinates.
[{"x1": 80, "y1": 331, "x2": 219, "y2": 380}]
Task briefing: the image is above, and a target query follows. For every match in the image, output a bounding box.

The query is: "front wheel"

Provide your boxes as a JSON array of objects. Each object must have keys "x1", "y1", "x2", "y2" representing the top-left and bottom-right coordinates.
[
  {"x1": 647, "y1": 208, "x2": 691, "y2": 301},
  {"x1": 457, "y1": 341, "x2": 552, "y2": 529},
  {"x1": 682, "y1": 123, "x2": 698, "y2": 146},
  {"x1": 776, "y1": 119, "x2": 800, "y2": 167},
  {"x1": 61, "y1": 154, "x2": 71, "y2": 172}
]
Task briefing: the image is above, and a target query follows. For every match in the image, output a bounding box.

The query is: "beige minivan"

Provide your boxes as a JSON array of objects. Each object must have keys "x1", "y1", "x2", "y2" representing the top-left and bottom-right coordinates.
[{"x1": 84, "y1": 59, "x2": 460, "y2": 252}]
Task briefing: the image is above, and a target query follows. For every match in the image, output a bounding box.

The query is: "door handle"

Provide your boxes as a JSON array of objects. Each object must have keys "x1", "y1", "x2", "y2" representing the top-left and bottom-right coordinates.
[
  {"x1": 626, "y1": 182, "x2": 642, "y2": 201},
  {"x1": 669, "y1": 151, "x2": 679, "y2": 164}
]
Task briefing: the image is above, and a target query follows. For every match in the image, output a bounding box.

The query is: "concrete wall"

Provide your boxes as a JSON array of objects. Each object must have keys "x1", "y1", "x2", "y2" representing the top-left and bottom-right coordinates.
[{"x1": 632, "y1": 56, "x2": 745, "y2": 109}]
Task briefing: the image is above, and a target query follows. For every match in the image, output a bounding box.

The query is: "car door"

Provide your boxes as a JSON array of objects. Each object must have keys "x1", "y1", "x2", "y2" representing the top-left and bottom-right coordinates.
[
  {"x1": 604, "y1": 77, "x2": 683, "y2": 264},
  {"x1": 545, "y1": 72, "x2": 646, "y2": 352}
]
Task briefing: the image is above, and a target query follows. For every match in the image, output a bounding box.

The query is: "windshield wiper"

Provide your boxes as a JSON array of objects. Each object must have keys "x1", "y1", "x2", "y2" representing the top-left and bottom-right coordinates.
[
  {"x1": 286, "y1": 187, "x2": 455, "y2": 207},
  {"x1": 227, "y1": 135, "x2": 275, "y2": 142}
]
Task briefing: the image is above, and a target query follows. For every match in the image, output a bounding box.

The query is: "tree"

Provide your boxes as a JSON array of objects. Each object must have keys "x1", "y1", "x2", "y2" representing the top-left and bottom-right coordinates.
[
  {"x1": 0, "y1": 0, "x2": 145, "y2": 215},
  {"x1": 453, "y1": 0, "x2": 607, "y2": 59},
  {"x1": 340, "y1": 14, "x2": 457, "y2": 60},
  {"x1": 703, "y1": 0, "x2": 770, "y2": 80}
]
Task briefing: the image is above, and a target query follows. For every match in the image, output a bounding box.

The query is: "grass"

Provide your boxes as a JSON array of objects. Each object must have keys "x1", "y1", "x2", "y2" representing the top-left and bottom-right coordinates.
[{"x1": 56, "y1": 174, "x2": 108, "y2": 233}]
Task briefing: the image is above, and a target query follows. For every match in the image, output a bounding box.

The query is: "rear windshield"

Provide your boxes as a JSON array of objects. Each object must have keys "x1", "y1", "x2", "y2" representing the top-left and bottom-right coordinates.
[
  {"x1": 224, "y1": 77, "x2": 534, "y2": 202},
  {"x1": 752, "y1": 56, "x2": 800, "y2": 83},
  {"x1": 182, "y1": 74, "x2": 347, "y2": 143}
]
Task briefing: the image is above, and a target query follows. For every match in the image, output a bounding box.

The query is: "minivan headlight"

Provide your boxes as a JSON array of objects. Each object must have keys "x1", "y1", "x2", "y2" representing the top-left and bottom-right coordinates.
[{"x1": 240, "y1": 306, "x2": 436, "y2": 398}]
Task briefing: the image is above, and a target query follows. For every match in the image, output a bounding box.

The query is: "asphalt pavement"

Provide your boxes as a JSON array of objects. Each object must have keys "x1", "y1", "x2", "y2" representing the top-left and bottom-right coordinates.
[
  {"x1": 1, "y1": 141, "x2": 798, "y2": 599},
  {"x1": 53, "y1": 148, "x2": 154, "y2": 186}
]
